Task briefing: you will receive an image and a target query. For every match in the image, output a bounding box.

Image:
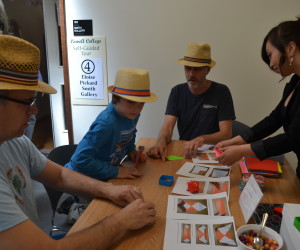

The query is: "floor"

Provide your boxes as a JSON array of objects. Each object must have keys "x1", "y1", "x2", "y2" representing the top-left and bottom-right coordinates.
[{"x1": 32, "y1": 116, "x2": 54, "y2": 152}]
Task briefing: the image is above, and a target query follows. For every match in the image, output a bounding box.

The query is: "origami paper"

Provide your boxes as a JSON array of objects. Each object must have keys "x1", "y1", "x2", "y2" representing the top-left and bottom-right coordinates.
[
  {"x1": 210, "y1": 169, "x2": 229, "y2": 178},
  {"x1": 182, "y1": 224, "x2": 191, "y2": 243},
  {"x1": 214, "y1": 199, "x2": 227, "y2": 216},
  {"x1": 190, "y1": 165, "x2": 209, "y2": 175},
  {"x1": 197, "y1": 225, "x2": 209, "y2": 244},
  {"x1": 178, "y1": 200, "x2": 207, "y2": 213},
  {"x1": 167, "y1": 155, "x2": 184, "y2": 161},
  {"x1": 210, "y1": 182, "x2": 228, "y2": 195},
  {"x1": 215, "y1": 223, "x2": 237, "y2": 246}
]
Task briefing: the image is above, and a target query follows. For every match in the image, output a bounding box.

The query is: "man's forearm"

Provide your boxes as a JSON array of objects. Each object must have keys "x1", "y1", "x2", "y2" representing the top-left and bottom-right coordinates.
[
  {"x1": 58, "y1": 214, "x2": 127, "y2": 249},
  {"x1": 199, "y1": 131, "x2": 232, "y2": 145},
  {"x1": 37, "y1": 162, "x2": 114, "y2": 200},
  {"x1": 156, "y1": 128, "x2": 173, "y2": 145},
  {"x1": 59, "y1": 166, "x2": 114, "y2": 199}
]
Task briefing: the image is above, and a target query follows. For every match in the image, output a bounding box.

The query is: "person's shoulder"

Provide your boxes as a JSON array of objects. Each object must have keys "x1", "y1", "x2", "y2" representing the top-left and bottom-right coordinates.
[
  {"x1": 5, "y1": 135, "x2": 31, "y2": 147},
  {"x1": 283, "y1": 74, "x2": 299, "y2": 91},
  {"x1": 290, "y1": 74, "x2": 300, "y2": 84},
  {"x1": 171, "y1": 82, "x2": 187, "y2": 92},
  {"x1": 93, "y1": 103, "x2": 116, "y2": 123},
  {"x1": 211, "y1": 81, "x2": 230, "y2": 91},
  {"x1": 1, "y1": 136, "x2": 33, "y2": 157}
]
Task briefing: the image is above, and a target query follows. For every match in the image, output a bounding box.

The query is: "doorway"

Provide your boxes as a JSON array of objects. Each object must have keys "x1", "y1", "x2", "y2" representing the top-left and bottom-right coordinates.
[{"x1": 3, "y1": 0, "x2": 54, "y2": 151}]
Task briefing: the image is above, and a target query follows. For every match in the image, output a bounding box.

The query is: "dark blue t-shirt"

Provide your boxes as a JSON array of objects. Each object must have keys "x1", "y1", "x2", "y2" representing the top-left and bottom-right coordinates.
[{"x1": 165, "y1": 82, "x2": 235, "y2": 140}]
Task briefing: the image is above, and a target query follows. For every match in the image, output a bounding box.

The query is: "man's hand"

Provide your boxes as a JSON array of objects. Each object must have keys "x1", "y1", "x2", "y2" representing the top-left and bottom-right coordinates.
[
  {"x1": 184, "y1": 136, "x2": 204, "y2": 159},
  {"x1": 105, "y1": 184, "x2": 144, "y2": 207},
  {"x1": 117, "y1": 166, "x2": 142, "y2": 179},
  {"x1": 115, "y1": 199, "x2": 156, "y2": 231},
  {"x1": 147, "y1": 142, "x2": 168, "y2": 161}
]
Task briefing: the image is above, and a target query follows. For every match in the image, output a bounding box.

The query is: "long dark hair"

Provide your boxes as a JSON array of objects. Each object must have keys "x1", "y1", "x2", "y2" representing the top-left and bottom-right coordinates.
[{"x1": 261, "y1": 16, "x2": 300, "y2": 69}]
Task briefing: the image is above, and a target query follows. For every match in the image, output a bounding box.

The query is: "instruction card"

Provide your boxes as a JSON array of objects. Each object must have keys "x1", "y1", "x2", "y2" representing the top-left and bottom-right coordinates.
[
  {"x1": 239, "y1": 174, "x2": 263, "y2": 223},
  {"x1": 176, "y1": 162, "x2": 231, "y2": 179},
  {"x1": 167, "y1": 193, "x2": 230, "y2": 219},
  {"x1": 163, "y1": 216, "x2": 238, "y2": 249},
  {"x1": 172, "y1": 176, "x2": 230, "y2": 197},
  {"x1": 192, "y1": 150, "x2": 219, "y2": 164}
]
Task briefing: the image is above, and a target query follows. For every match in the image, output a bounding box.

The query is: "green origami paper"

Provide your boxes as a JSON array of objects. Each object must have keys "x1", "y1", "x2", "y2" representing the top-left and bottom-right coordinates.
[{"x1": 167, "y1": 155, "x2": 184, "y2": 161}]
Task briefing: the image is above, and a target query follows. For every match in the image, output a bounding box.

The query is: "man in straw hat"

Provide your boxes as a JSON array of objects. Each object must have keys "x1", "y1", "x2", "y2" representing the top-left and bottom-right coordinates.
[
  {"x1": 0, "y1": 35, "x2": 155, "y2": 248},
  {"x1": 148, "y1": 42, "x2": 235, "y2": 160}
]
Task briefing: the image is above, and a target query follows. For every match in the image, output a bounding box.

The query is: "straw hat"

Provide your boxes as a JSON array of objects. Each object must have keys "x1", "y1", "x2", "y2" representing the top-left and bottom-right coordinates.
[
  {"x1": 177, "y1": 42, "x2": 216, "y2": 68},
  {"x1": 108, "y1": 67, "x2": 157, "y2": 102},
  {"x1": 0, "y1": 35, "x2": 57, "y2": 94}
]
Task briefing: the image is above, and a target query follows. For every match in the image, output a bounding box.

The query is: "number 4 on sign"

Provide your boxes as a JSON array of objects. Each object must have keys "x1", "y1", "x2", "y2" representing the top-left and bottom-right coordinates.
[
  {"x1": 84, "y1": 62, "x2": 91, "y2": 71},
  {"x1": 81, "y1": 59, "x2": 95, "y2": 74}
]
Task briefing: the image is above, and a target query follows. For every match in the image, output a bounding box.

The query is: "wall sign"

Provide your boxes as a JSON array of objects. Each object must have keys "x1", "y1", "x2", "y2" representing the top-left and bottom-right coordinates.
[
  {"x1": 73, "y1": 20, "x2": 93, "y2": 36},
  {"x1": 67, "y1": 36, "x2": 108, "y2": 105}
]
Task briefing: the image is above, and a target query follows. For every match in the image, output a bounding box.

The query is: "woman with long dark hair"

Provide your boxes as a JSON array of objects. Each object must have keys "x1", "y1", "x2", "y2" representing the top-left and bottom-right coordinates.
[{"x1": 216, "y1": 17, "x2": 300, "y2": 177}]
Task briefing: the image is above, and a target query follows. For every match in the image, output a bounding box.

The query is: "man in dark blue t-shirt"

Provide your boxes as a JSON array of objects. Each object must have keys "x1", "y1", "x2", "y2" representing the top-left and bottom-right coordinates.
[{"x1": 147, "y1": 42, "x2": 235, "y2": 160}]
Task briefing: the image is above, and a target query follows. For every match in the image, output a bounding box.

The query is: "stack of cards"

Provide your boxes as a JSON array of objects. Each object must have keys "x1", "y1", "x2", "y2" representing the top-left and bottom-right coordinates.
[{"x1": 239, "y1": 174, "x2": 264, "y2": 191}]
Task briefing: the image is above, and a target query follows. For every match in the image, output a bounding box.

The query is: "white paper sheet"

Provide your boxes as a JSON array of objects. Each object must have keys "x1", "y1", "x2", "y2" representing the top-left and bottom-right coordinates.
[
  {"x1": 176, "y1": 162, "x2": 231, "y2": 179},
  {"x1": 192, "y1": 150, "x2": 220, "y2": 164},
  {"x1": 197, "y1": 144, "x2": 215, "y2": 152},
  {"x1": 172, "y1": 176, "x2": 230, "y2": 197},
  {"x1": 163, "y1": 216, "x2": 238, "y2": 249},
  {"x1": 167, "y1": 193, "x2": 230, "y2": 219},
  {"x1": 239, "y1": 174, "x2": 263, "y2": 223}
]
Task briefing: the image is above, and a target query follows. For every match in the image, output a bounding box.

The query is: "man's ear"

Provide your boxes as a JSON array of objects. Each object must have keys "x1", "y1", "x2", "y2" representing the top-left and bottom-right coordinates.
[{"x1": 206, "y1": 67, "x2": 211, "y2": 75}]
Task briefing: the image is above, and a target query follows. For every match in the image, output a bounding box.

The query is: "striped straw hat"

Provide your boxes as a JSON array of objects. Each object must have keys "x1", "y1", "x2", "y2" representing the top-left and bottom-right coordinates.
[
  {"x1": 177, "y1": 42, "x2": 216, "y2": 68},
  {"x1": 0, "y1": 35, "x2": 56, "y2": 94},
  {"x1": 108, "y1": 67, "x2": 157, "y2": 102}
]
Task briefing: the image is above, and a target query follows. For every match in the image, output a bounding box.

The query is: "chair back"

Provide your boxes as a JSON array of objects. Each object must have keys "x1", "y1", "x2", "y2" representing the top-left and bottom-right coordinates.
[
  {"x1": 232, "y1": 120, "x2": 250, "y2": 137},
  {"x1": 44, "y1": 144, "x2": 77, "y2": 236},
  {"x1": 47, "y1": 144, "x2": 78, "y2": 166}
]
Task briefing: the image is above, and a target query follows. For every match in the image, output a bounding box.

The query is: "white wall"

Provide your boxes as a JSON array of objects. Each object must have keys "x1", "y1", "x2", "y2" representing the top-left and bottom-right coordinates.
[{"x1": 65, "y1": 0, "x2": 300, "y2": 168}]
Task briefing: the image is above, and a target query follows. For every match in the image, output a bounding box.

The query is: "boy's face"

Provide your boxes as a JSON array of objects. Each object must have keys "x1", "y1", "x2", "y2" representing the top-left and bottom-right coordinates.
[{"x1": 115, "y1": 97, "x2": 145, "y2": 120}]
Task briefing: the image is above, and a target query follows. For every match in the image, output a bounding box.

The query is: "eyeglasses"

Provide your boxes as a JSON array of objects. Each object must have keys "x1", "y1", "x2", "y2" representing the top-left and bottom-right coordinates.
[{"x1": 0, "y1": 94, "x2": 37, "y2": 109}]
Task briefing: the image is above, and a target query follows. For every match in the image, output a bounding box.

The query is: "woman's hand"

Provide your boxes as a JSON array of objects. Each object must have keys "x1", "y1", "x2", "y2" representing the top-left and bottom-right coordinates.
[
  {"x1": 215, "y1": 135, "x2": 247, "y2": 149},
  {"x1": 216, "y1": 144, "x2": 254, "y2": 166}
]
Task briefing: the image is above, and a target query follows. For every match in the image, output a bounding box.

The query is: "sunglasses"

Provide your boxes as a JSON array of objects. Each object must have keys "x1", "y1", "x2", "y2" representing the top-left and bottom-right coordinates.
[{"x1": 0, "y1": 94, "x2": 37, "y2": 109}]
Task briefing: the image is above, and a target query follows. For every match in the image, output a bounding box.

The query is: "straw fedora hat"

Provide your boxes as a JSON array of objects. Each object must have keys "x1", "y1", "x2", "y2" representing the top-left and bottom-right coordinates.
[
  {"x1": 177, "y1": 42, "x2": 216, "y2": 68},
  {"x1": 0, "y1": 35, "x2": 56, "y2": 94},
  {"x1": 108, "y1": 67, "x2": 157, "y2": 103}
]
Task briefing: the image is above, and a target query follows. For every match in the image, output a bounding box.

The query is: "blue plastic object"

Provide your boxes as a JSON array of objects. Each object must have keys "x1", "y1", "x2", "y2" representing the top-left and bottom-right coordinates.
[{"x1": 159, "y1": 175, "x2": 174, "y2": 186}]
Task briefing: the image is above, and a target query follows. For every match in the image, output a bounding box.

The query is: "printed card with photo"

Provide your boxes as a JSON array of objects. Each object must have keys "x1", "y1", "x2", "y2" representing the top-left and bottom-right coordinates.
[
  {"x1": 167, "y1": 193, "x2": 230, "y2": 220},
  {"x1": 197, "y1": 144, "x2": 215, "y2": 152},
  {"x1": 192, "y1": 150, "x2": 225, "y2": 164},
  {"x1": 163, "y1": 217, "x2": 238, "y2": 249},
  {"x1": 172, "y1": 176, "x2": 230, "y2": 196},
  {"x1": 176, "y1": 162, "x2": 230, "y2": 179},
  {"x1": 207, "y1": 180, "x2": 230, "y2": 196}
]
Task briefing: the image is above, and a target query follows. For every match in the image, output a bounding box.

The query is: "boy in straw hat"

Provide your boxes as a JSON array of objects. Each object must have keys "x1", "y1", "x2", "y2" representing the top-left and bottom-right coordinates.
[
  {"x1": 65, "y1": 68, "x2": 156, "y2": 223},
  {"x1": 148, "y1": 42, "x2": 235, "y2": 160},
  {"x1": 66, "y1": 67, "x2": 157, "y2": 181},
  {"x1": 0, "y1": 35, "x2": 155, "y2": 248}
]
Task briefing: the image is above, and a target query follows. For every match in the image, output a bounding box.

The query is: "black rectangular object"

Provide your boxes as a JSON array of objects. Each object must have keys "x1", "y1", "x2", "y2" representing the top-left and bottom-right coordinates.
[{"x1": 73, "y1": 20, "x2": 93, "y2": 36}]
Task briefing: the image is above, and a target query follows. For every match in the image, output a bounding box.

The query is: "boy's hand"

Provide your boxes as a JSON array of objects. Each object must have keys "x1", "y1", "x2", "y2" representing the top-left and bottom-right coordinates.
[
  {"x1": 129, "y1": 149, "x2": 147, "y2": 163},
  {"x1": 117, "y1": 166, "x2": 142, "y2": 179}
]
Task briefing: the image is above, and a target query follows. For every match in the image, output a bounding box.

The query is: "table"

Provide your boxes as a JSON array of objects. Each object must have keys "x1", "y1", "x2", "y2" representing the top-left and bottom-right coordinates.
[{"x1": 68, "y1": 138, "x2": 300, "y2": 249}]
